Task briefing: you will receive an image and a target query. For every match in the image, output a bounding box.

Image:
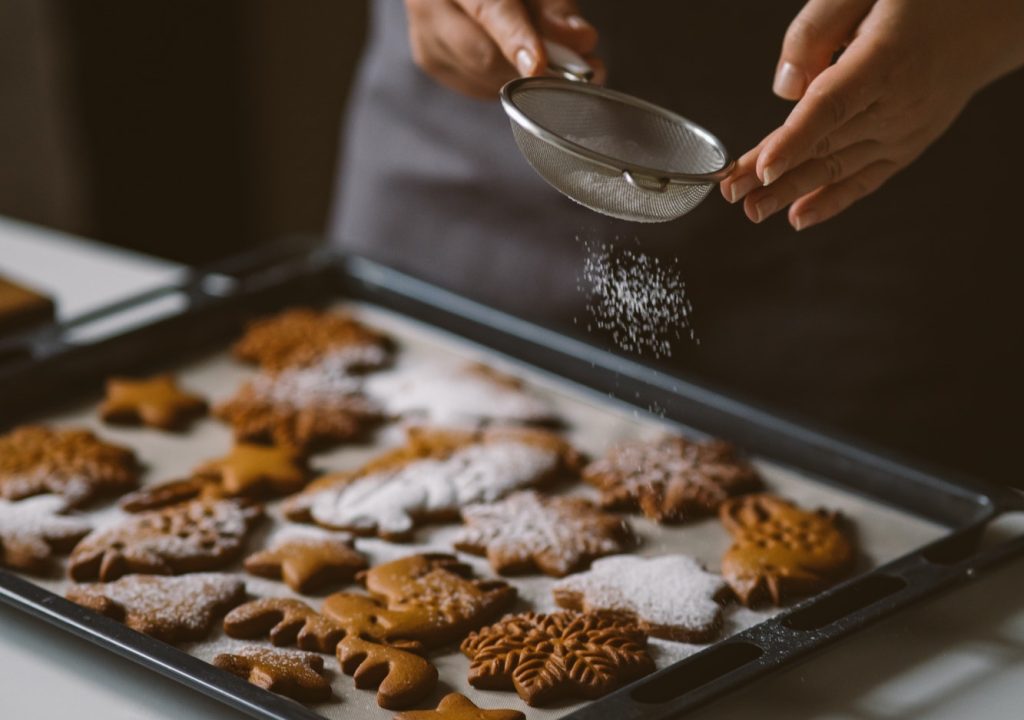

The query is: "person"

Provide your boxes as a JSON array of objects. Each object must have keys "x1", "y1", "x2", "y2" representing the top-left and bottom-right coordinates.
[{"x1": 330, "y1": 0, "x2": 1024, "y2": 483}]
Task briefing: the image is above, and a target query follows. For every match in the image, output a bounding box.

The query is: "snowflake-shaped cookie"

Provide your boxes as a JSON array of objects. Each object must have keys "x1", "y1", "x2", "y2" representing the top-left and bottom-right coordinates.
[{"x1": 0, "y1": 495, "x2": 91, "y2": 574}]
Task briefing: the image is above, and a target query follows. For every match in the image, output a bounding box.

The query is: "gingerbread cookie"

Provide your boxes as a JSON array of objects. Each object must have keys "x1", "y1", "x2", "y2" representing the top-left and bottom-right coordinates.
[
  {"x1": 193, "y1": 443, "x2": 309, "y2": 499},
  {"x1": 0, "y1": 496, "x2": 91, "y2": 574},
  {"x1": 719, "y1": 494, "x2": 856, "y2": 606},
  {"x1": 583, "y1": 436, "x2": 761, "y2": 523},
  {"x1": 224, "y1": 597, "x2": 347, "y2": 653},
  {"x1": 66, "y1": 573, "x2": 245, "y2": 643},
  {"x1": 364, "y1": 363, "x2": 555, "y2": 426},
  {"x1": 461, "y1": 611, "x2": 655, "y2": 706},
  {"x1": 395, "y1": 693, "x2": 524, "y2": 720},
  {"x1": 244, "y1": 533, "x2": 368, "y2": 593},
  {"x1": 284, "y1": 427, "x2": 581, "y2": 540},
  {"x1": 68, "y1": 499, "x2": 262, "y2": 581},
  {"x1": 215, "y1": 358, "x2": 381, "y2": 452},
  {"x1": 454, "y1": 491, "x2": 634, "y2": 577},
  {"x1": 99, "y1": 374, "x2": 207, "y2": 431},
  {"x1": 337, "y1": 635, "x2": 438, "y2": 709},
  {"x1": 553, "y1": 555, "x2": 731, "y2": 642},
  {"x1": 232, "y1": 307, "x2": 392, "y2": 371},
  {"x1": 214, "y1": 647, "x2": 332, "y2": 703},
  {"x1": 119, "y1": 476, "x2": 223, "y2": 513},
  {"x1": 0, "y1": 426, "x2": 139, "y2": 506}
]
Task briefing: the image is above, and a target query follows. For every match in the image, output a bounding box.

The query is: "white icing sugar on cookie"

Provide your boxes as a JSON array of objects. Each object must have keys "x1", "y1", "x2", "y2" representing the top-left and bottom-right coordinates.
[
  {"x1": 364, "y1": 364, "x2": 554, "y2": 425},
  {"x1": 247, "y1": 349, "x2": 376, "y2": 408},
  {"x1": 553, "y1": 555, "x2": 728, "y2": 637},
  {"x1": 0, "y1": 495, "x2": 92, "y2": 566},
  {"x1": 303, "y1": 441, "x2": 561, "y2": 536}
]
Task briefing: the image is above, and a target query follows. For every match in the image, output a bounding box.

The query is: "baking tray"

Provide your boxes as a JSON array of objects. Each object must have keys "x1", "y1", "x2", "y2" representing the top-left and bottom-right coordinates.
[{"x1": 1, "y1": 243, "x2": 1023, "y2": 720}]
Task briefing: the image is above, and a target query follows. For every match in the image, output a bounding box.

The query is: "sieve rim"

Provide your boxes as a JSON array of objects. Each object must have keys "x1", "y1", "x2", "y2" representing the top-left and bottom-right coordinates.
[{"x1": 500, "y1": 77, "x2": 735, "y2": 185}]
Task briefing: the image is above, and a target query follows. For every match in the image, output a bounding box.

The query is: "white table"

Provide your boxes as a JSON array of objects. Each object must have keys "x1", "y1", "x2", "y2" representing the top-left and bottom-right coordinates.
[{"x1": 2, "y1": 218, "x2": 1022, "y2": 719}]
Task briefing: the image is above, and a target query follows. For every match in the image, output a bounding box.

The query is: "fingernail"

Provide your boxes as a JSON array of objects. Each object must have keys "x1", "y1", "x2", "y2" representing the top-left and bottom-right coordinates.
[
  {"x1": 762, "y1": 161, "x2": 787, "y2": 186},
  {"x1": 727, "y1": 174, "x2": 762, "y2": 203},
  {"x1": 773, "y1": 61, "x2": 806, "y2": 100},
  {"x1": 566, "y1": 14, "x2": 592, "y2": 30},
  {"x1": 516, "y1": 47, "x2": 537, "y2": 76},
  {"x1": 794, "y1": 211, "x2": 819, "y2": 231},
  {"x1": 753, "y1": 197, "x2": 778, "y2": 223}
]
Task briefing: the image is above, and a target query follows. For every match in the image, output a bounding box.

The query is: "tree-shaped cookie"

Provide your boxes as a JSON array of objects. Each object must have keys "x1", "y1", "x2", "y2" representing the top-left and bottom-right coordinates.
[
  {"x1": 244, "y1": 532, "x2": 368, "y2": 593},
  {"x1": 0, "y1": 496, "x2": 91, "y2": 574},
  {"x1": 719, "y1": 494, "x2": 856, "y2": 606},
  {"x1": 0, "y1": 425, "x2": 139, "y2": 506},
  {"x1": 283, "y1": 427, "x2": 581, "y2": 540},
  {"x1": 193, "y1": 443, "x2": 309, "y2": 499},
  {"x1": 583, "y1": 436, "x2": 761, "y2": 522},
  {"x1": 553, "y1": 555, "x2": 731, "y2": 642},
  {"x1": 453, "y1": 491, "x2": 635, "y2": 577},
  {"x1": 100, "y1": 374, "x2": 207, "y2": 431},
  {"x1": 395, "y1": 693, "x2": 524, "y2": 720},
  {"x1": 68, "y1": 499, "x2": 262, "y2": 581},
  {"x1": 461, "y1": 611, "x2": 655, "y2": 706},
  {"x1": 214, "y1": 647, "x2": 333, "y2": 703},
  {"x1": 66, "y1": 573, "x2": 245, "y2": 643}
]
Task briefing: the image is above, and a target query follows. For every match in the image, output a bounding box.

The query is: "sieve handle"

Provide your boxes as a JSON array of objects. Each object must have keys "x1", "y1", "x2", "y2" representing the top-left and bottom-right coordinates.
[{"x1": 543, "y1": 40, "x2": 594, "y2": 83}]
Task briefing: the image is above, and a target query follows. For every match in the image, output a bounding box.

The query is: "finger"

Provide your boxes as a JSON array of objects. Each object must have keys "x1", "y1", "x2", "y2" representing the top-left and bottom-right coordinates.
[
  {"x1": 720, "y1": 141, "x2": 766, "y2": 203},
  {"x1": 742, "y1": 140, "x2": 882, "y2": 223},
  {"x1": 773, "y1": 0, "x2": 874, "y2": 100},
  {"x1": 526, "y1": 0, "x2": 598, "y2": 55},
  {"x1": 585, "y1": 54, "x2": 607, "y2": 85},
  {"x1": 757, "y1": 38, "x2": 882, "y2": 185},
  {"x1": 454, "y1": 0, "x2": 545, "y2": 76},
  {"x1": 788, "y1": 159, "x2": 899, "y2": 230}
]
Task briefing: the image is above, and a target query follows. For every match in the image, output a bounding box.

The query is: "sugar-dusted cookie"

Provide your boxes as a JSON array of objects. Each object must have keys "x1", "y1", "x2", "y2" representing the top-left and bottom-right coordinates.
[
  {"x1": 583, "y1": 436, "x2": 761, "y2": 523},
  {"x1": 395, "y1": 693, "x2": 525, "y2": 720},
  {"x1": 453, "y1": 491, "x2": 634, "y2": 577},
  {"x1": 66, "y1": 573, "x2": 245, "y2": 643},
  {"x1": 337, "y1": 635, "x2": 438, "y2": 709},
  {"x1": 0, "y1": 426, "x2": 140, "y2": 506},
  {"x1": 67, "y1": 499, "x2": 262, "y2": 581},
  {"x1": 0, "y1": 496, "x2": 91, "y2": 574},
  {"x1": 224, "y1": 597, "x2": 347, "y2": 653},
  {"x1": 284, "y1": 426, "x2": 581, "y2": 541},
  {"x1": 214, "y1": 647, "x2": 333, "y2": 703},
  {"x1": 119, "y1": 476, "x2": 222, "y2": 513},
  {"x1": 719, "y1": 494, "x2": 856, "y2": 606},
  {"x1": 364, "y1": 363, "x2": 556, "y2": 426},
  {"x1": 232, "y1": 307, "x2": 392, "y2": 371},
  {"x1": 99, "y1": 374, "x2": 207, "y2": 431},
  {"x1": 193, "y1": 443, "x2": 309, "y2": 499},
  {"x1": 553, "y1": 555, "x2": 731, "y2": 642},
  {"x1": 244, "y1": 532, "x2": 368, "y2": 593},
  {"x1": 215, "y1": 357, "x2": 382, "y2": 452},
  {"x1": 461, "y1": 611, "x2": 655, "y2": 706}
]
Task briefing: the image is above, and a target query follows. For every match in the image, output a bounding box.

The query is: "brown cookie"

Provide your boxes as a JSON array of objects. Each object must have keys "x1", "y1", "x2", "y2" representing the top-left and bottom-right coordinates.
[
  {"x1": 244, "y1": 533, "x2": 368, "y2": 593},
  {"x1": 461, "y1": 611, "x2": 655, "y2": 706},
  {"x1": 552, "y1": 555, "x2": 731, "y2": 642},
  {"x1": 224, "y1": 597, "x2": 347, "y2": 653},
  {"x1": 99, "y1": 374, "x2": 208, "y2": 431},
  {"x1": 214, "y1": 647, "x2": 332, "y2": 703},
  {"x1": 193, "y1": 443, "x2": 309, "y2": 499},
  {"x1": 337, "y1": 635, "x2": 438, "y2": 709},
  {"x1": 395, "y1": 693, "x2": 525, "y2": 720},
  {"x1": 232, "y1": 307, "x2": 392, "y2": 371},
  {"x1": 0, "y1": 275, "x2": 54, "y2": 335},
  {"x1": 0, "y1": 426, "x2": 140, "y2": 506},
  {"x1": 283, "y1": 427, "x2": 581, "y2": 541},
  {"x1": 66, "y1": 573, "x2": 245, "y2": 643},
  {"x1": 583, "y1": 436, "x2": 761, "y2": 523},
  {"x1": 0, "y1": 496, "x2": 91, "y2": 574},
  {"x1": 719, "y1": 494, "x2": 856, "y2": 606},
  {"x1": 119, "y1": 476, "x2": 223, "y2": 513},
  {"x1": 453, "y1": 491, "x2": 635, "y2": 577},
  {"x1": 67, "y1": 499, "x2": 262, "y2": 581}
]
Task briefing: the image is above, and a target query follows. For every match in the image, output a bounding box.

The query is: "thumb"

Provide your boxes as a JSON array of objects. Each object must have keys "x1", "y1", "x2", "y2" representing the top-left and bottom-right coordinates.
[
  {"x1": 774, "y1": 0, "x2": 874, "y2": 100},
  {"x1": 527, "y1": 0, "x2": 598, "y2": 55}
]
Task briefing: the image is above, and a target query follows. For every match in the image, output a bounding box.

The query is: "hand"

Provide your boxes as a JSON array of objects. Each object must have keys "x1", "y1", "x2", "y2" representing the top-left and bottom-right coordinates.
[
  {"x1": 720, "y1": 0, "x2": 1024, "y2": 230},
  {"x1": 405, "y1": 0, "x2": 601, "y2": 100}
]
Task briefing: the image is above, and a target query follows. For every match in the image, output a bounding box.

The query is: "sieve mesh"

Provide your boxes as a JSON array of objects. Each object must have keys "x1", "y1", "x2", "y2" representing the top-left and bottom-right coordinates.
[{"x1": 502, "y1": 79, "x2": 730, "y2": 223}]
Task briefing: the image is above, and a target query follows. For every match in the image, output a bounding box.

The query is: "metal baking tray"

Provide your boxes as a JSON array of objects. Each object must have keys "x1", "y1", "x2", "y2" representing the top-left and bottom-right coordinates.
[{"x1": 1, "y1": 243, "x2": 1023, "y2": 720}]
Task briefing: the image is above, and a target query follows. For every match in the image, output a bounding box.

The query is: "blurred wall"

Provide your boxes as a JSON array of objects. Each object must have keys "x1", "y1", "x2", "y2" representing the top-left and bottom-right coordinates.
[{"x1": 0, "y1": 0, "x2": 367, "y2": 263}]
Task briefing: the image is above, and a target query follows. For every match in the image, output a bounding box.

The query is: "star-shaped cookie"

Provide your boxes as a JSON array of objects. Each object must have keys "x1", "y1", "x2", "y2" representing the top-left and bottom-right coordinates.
[
  {"x1": 0, "y1": 495, "x2": 91, "y2": 574},
  {"x1": 395, "y1": 693, "x2": 524, "y2": 720},
  {"x1": 100, "y1": 374, "x2": 208, "y2": 431},
  {"x1": 214, "y1": 647, "x2": 332, "y2": 703},
  {"x1": 461, "y1": 611, "x2": 655, "y2": 706},
  {"x1": 244, "y1": 533, "x2": 368, "y2": 593},
  {"x1": 193, "y1": 443, "x2": 309, "y2": 499},
  {"x1": 453, "y1": 491, "x2": 635, "y2": 577}
]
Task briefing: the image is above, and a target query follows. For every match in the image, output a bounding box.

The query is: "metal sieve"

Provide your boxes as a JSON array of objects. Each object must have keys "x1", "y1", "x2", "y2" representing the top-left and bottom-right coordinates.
[{"x1": 500, "y1": 43, "x2": 734, "y2": 223}]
